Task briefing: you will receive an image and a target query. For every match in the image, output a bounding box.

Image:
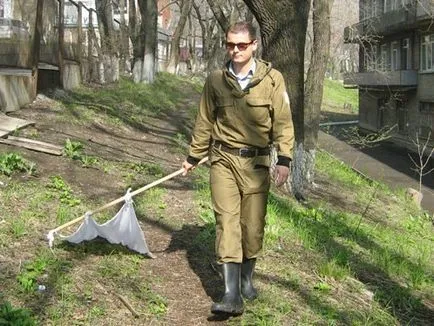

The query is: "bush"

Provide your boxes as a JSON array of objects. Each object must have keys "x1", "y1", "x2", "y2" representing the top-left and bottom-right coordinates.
[{"x1": 0, "y1": 153, "x2": 35, "y2": 176}]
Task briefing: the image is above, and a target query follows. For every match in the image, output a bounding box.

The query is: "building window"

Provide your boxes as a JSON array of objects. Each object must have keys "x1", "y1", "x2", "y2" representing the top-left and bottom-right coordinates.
[
  {"x1": 420, "y1": 102, "x2": 434, "y2": 114},
  {"x1": 377, "y1": 98, "x2": 388, "y2": 128},
  {"x1": 421, "y1": 34, "x2": 434, "y2": 72},
  {"x1": 64, "y1": 3, "x2": 78, "y2": 26},
  {"x1": 0, "y1": 0, "x2": 12, "y2": 18},
  {"x1": 362, "y1": 0, "x2": 378, "y2": 20},
  {"x1": 364, "y1": 44, "x2": 377, "y2": 72},
  {"x1": 384, "y1": 0, "x2": 409, "y2": 13},
  {"x1": 380, "y1": 43, "x2": 390, "y2": 71},
  {"x1": 401, "y1": 38, "x2": 411, "y2": 70},
  {"x1": 391, "y1": 41, "x2": 400, "y2": 71}
]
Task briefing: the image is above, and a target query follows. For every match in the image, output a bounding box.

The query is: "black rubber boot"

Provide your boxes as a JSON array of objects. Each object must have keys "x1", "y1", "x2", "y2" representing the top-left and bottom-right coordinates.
[
  {"x1": 241, "y1": 258, "x2": 258, "y2": 300},
  {"x1": 211, "y1": 263, "x2": 244, "y2": 316}
]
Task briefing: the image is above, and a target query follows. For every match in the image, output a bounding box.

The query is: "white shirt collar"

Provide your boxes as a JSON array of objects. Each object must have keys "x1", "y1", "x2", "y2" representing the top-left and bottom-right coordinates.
[{"x1": 229, "y1": 59, "x2": 256, "y2": 80}]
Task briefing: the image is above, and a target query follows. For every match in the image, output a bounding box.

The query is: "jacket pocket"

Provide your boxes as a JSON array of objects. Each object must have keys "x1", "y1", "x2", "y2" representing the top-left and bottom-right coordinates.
[
  {"x1": 246, "y1": 97, "x2": 272, "y2": 123},
  {"x1": 215, "y1": 97, "x2": 234, "y2": 121}
]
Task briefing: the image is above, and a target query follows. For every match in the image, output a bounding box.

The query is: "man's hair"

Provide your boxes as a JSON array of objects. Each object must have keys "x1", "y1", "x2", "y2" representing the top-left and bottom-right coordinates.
[{"x1": 226, "y1": 21, "x2": 257, "y2": 40}]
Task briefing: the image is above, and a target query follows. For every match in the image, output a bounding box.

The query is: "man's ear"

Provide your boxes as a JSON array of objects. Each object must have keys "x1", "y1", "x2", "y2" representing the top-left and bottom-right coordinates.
[{"x1": 252, "y1": 39, "x2": 258, "y2": 52}]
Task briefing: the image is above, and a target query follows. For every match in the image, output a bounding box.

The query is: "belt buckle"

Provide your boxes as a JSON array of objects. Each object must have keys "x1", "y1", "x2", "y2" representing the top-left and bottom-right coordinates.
[{"x1": 239, "y1": 148, "x2": 250, "y2": 157}]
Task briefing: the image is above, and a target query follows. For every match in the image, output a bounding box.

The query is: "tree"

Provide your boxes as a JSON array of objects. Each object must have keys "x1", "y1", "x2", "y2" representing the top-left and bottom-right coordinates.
[
  {"x1": 409, "y1": 131, "x2": 434, "y2": 195},
  {"x1": 135, "y1": 0, "x2": 158, "y2": 83},
  {"x1": 302, "y1": 0, "x2": 333, "y2": 189},
  {"x1": 192, "y1": 0, "x2": 211, "y2": 63},
  {"x1": 243, "y1": 0, "x2": 311, "y2": 198},
  {"x1": 95, "y1": 0, "x2": 119, "y2": 83},
  {"x1": 31, "y1": 0, "x2": 44, "y2": 73},
  {"x1": 328, "y1": 0, "x2": 358, "y2": 79},
  {"x1": 201, "y1": 0, "x2": 251, "y2": 70},
  {"x1": 128, "y1": 0, "x2": 141, "y2": 67},
  {"x1": 205, "y1": 0, "x2": 230, "y2": 32},
  {"x1": 167, "y1": 0, "x2": 193, "y2": 74},
  {"x1": 117, "y1": 0, "x2": 130, "y2": 74}
]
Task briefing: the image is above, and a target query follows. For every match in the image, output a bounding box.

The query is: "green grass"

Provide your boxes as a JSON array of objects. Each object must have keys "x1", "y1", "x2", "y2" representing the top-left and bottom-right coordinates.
[
  {"x1": 51, "y1": 73, "x2": 202, "y2": 129},
  {"x1": 323, "y1": 78, "x2": 359, "y2": 111},
  {"x1": 191, "y1": 153, "x2": 432, "y2": 325},
  {"x1": 0, "y1": 300, "x2": 36, "y2": 325},
  {"x1": 1, "y1": 75, "x2": 432, "y2": 325}
]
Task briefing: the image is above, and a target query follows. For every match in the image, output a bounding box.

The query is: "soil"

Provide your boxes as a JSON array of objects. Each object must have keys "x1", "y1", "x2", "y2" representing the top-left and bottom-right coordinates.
[
  {"x1": 1, "y1": 90, "x2": 233, "y2": 325},
  {"x1": 0, "y1": 88, "x2": 403, "y2": 325}
]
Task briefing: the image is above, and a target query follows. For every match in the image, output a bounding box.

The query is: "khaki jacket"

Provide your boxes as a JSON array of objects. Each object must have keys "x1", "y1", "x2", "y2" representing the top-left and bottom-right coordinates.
[{"x1": 189, "y1": 59, "x2": 294, "y2": 160}]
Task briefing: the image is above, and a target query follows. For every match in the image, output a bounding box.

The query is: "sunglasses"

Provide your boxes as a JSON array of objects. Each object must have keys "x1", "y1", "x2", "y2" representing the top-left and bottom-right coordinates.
[{"x1": 225, "y1": 41, "x2": 254, "y2": 51}]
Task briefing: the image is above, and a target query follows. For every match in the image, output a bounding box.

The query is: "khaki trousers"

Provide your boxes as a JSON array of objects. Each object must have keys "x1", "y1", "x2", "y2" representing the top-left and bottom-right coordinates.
[{"x1": 210, "y1": 147, "x2": 270, "y2": 264}]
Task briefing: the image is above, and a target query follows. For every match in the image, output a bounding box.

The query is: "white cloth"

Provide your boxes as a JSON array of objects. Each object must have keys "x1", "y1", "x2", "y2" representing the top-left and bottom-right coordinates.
[{"x1": 58, "y1": 193, "x2": 150, "y2": 256}]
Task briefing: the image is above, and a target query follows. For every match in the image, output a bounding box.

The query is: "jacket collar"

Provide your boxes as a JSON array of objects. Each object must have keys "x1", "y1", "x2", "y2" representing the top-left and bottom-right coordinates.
[{"x1": 223, "y1": 59, "x2": 272, "y2": 95}]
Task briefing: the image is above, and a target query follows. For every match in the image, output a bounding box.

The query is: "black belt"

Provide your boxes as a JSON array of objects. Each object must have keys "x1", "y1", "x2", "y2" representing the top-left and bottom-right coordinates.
[{"x1": 213, "y1": 141, "x2": 270, "y2": 157}]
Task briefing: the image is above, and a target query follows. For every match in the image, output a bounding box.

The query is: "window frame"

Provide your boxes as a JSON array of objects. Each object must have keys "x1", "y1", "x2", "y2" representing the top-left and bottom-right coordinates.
[
  {"x1": 391, "y1": 41, "x2": 400, "y2": 71},
  {"x1": 420, "y1": 34, "x2": 434, "y2": 72},
  {"x1": 419, "y1": 102, "x2": 434, "y2": 114},
  {"x1": 380, "y1": 43, "x2": 390, "y2": 71},
  {"x1": 401, "y1": 38, "x2": 411, "y2": 70}
]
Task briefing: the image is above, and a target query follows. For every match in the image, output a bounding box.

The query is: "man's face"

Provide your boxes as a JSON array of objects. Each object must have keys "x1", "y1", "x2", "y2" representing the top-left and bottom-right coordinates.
[{"x1": 226, "y1": 31, "x2": 257, "y2": 65}]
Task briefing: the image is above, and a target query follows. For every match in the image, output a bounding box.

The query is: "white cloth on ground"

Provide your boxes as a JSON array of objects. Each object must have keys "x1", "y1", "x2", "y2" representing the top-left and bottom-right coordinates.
[{"x1": 57, "y1": 191, "x2": 150, "y2": 256}]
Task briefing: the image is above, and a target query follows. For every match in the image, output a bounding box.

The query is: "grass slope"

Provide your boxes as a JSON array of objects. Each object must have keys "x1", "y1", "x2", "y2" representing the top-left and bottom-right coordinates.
[
  {"x1": 322, "y1": 78, "x2": 359, "y2": 123},
  {"x1": 0, "y1": 75, "x2": 432, "y2": 325}
]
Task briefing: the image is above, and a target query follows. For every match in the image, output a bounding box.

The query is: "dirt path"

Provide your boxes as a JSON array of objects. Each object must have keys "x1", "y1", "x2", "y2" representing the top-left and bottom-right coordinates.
[{"x1": 1, "y1": 93, "x2": 230, "y2": 325}]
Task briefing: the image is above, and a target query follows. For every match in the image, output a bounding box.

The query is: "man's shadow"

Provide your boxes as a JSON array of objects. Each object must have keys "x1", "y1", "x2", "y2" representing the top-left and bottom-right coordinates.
[
  {"x1": 165, "y1": 223, "x2": 238, "y2": 321},
  {"x1": 165, "y1": 223, "x2": 220, "y2": 299}
]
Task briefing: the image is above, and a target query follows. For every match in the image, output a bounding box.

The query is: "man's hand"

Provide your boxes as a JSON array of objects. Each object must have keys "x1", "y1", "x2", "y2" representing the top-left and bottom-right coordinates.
[
  {"x1": 273, "y1": 165, "x2": 289, "y2": 187},
  {"x1": 182, "y1": 160, "x2": 195, "y2": 176}
]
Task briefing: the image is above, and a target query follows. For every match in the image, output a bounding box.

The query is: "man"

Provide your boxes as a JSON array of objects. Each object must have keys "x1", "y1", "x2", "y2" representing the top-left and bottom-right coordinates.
[{"x1": 182, "y1": 21, "x2": 294, "y2": 316}]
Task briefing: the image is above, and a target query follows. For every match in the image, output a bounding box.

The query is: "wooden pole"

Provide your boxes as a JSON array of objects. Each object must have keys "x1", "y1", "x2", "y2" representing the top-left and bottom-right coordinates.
[{"x1": 48, "y1": 156, "x2": 209, "y2": 235}]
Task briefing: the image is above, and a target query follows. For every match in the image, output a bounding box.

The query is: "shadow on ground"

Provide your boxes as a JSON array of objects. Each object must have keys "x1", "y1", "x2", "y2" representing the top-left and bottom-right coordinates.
[{"x1": 270, "y1": 193, "x2": 434, "y2": 325}]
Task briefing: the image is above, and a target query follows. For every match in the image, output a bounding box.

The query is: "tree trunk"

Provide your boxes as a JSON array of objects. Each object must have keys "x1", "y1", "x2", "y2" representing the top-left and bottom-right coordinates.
[
  {"x1": 207, "y1": 29, "x2": 226, "y2": 71},
  {"x1": 87, "y1": 9, "x2": 101, "y2": 82},
  {"x1": 137, "y1": 0, "x2": 158, "y2": 83},
  {"x1": 192, "y1": 0, "x2": 208, "y2": 65},
  {"x1": 129, "y1": 0, "x2": 141, "y2": 62},
  {"x1": 243, "y1": 0, "x2": 310, "y2": 198},
  {"x1": 205, "y1": 0, "x2": 229, "y2": 32},
  {"x1": 31, "y1": 0, "x2": 44, "y2": 70},
  {"x1": 167, "y1": 0, "x2": 193, "y2": 74},
  {"x1": 187, "y1": 13, "x2": 195, "y2": 71},
  {"x1": 118, "y1": 0, "x2": 130, "y2": 74},
  {"x1": 129, "y1": 0, "x2": 143, "y2": 81},
  {"x1": 301, "y1": 0, "x2": 333, "y2": 187},
  {"x1": 58, "y1": 0, "x2": 65, "y2": 88},
  {"x1": 95, "y1": 0, "x2": 119, "y2": 83}
]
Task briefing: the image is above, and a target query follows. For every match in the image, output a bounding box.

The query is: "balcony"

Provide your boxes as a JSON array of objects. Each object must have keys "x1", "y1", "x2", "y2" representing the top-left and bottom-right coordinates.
[
  {"x1": 343, "y1": 70, "x2": 418, "y2": 87},
  {"x1": 0, "y1": 18, "x2": 30, "y2": 40},
  {"x1": 344, "y1": 6, "x2": 418, "y2": 42}
]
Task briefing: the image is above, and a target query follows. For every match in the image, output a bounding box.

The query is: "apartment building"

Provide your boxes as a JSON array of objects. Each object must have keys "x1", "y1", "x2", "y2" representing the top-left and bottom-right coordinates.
[{"x1": 344, "y1": 0, "x2": 434, "y2": 150}]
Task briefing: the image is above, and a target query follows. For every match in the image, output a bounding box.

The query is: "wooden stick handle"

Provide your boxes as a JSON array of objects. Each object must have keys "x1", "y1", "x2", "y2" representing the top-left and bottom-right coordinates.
[{"x1": 49, "y1": 156, "x2": 209, "y2": 234}]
